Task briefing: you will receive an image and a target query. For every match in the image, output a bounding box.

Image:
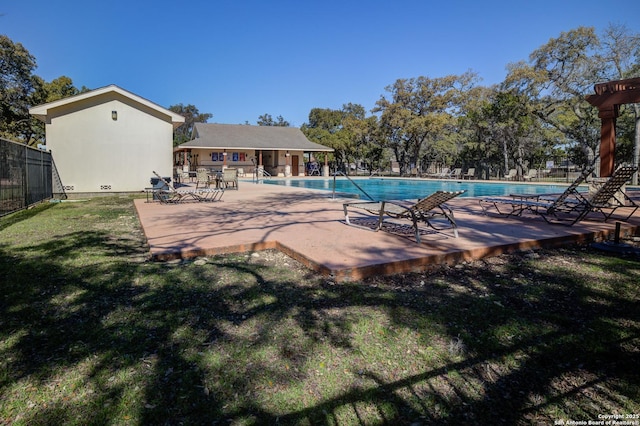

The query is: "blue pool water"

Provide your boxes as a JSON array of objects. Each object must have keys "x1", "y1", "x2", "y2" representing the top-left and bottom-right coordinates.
[{"x1": 263, "y1": 178, "x2": 577, "y2": 201}]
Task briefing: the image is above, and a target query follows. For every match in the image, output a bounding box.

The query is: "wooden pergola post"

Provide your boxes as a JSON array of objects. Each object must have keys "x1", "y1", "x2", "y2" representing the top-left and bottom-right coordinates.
[
  {"x1": 597, "y1": 105, "x2": 619, "y2": 177},
  {"x1": 586, "y1": 77, "x2": 640, "y2": 177}
]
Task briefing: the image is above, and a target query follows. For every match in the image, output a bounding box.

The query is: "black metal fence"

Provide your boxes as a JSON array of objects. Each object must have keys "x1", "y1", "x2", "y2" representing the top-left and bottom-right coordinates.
[{"x1": 0, "y1": 138, "x2": 53, "y2": 217}]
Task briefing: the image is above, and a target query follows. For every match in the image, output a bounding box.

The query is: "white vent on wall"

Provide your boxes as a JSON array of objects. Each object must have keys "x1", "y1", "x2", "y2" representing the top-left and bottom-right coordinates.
[{"x1": 100, "y1": 185, "x2": 112, "y2": 191}]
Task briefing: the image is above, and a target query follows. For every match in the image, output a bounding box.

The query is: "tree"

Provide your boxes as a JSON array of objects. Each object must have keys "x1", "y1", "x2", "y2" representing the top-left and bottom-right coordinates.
[
  {"x1": 41, "y1": 76, "x2": 79, "y2": 102},
  {"x1": 169, "y1": 104, "x2": 213, "y2": 146},
  {"x1": 0, "y1": 36, "x2": 85, "y2": 145},
  {"x1": 301, "y1": 105, "x2": 375, "y2": 174},
  {"x1": 0, "y1": 34, "x2": 38, "y2": 142},
  {"x1": 458, "y1": 85, "x2": 506, "y2": 179},
  {"x1": 337, "y1": 103, "x2": 369, "y2": 174},
  {"x1": 24, "y1": 76, "x2": 81, "y2": 144},
  {"x1": 301, "y1": 107, "x2": 346, "y2": 171},
  {"x1": 530, "y1": 27, "x2": 602, "y2": 167},
  {"x1": 373, "y1": 72, "x2": 478, "y2": 175},
  {"x1": 503, "y1": 25, "x2": 640, "y2": 177},
  {"x1": 493, "y1": 90, "x2": 549, "y2": 177},
  {"x1": 343, "y1": 109, "x2": 381, "y2": 174},
  {"x1": 257, "y1": 113, "x2": 289, "y2": 127}
]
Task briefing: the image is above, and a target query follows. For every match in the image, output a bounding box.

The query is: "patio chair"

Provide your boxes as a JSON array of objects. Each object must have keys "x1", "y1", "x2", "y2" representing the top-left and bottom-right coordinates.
[
  {"x1": 427, "y1": 167, "x2": 451, "y2": 179},
  {"x1": 343, "y1": 190, "x2": 466, "y2": 243},
  {"x1": 522, "y1": 169, "x2": 537, "y2": 181},
  {"x1": 479, "y1": 166, "x2": 638, "y2": 225},
  {"x1": 308, "y1": 162, "x2": 321, "y2": 176},
  {"x1": 221, "y1": 168, "x2": 239, "y2": 189},
  {"x1": 545, "y1": 165, "x2": 638, "y2": 225},
  {"x1": 537, "y1": 166, "x2": 595, "y2": 208},
  {"x1": 196, "y1": 168, "x2": 213, "y2": 189},
  {"x1": 479, "y1": 166, "x2": 593, "y2": 218},
  {"x1": 462, "y1": 168, "x2": 475, "y2": 180},
  {"x1": 504, "y1": 169, "x2": 517, "y2": 180},
  {"x1": 450, "y1": 168, "x2": 462, "y2": 179},
  {"x1": 151, "y1": 171, "x2": 224, "y2": 203}
]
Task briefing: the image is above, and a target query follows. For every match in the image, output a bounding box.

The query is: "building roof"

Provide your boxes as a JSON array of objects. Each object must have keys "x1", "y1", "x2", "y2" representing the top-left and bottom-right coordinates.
[
  {"x1": 29, "y1": 84, "x2": 185, "y2": 128},
  {"x1": 177, "y1": 123, "x2": 333, "y2": 152}
]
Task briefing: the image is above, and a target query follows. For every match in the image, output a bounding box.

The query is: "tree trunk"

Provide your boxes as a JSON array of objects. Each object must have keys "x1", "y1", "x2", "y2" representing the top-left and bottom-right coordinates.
[
  {"x1": 516, "y1": 140, "x2": 526, "y2": 180},
  {"x1": 502, "y1": 138, "x2": 509, "y2": 178}
]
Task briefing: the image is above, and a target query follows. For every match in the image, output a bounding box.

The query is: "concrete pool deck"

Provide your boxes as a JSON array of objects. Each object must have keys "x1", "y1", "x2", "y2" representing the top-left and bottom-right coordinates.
[{"x1": 134, "y1": 180, "x2": 640, "y2": 281}]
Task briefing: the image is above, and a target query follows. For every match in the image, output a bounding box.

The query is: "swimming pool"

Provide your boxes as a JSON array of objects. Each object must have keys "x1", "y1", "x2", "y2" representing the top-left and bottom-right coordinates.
[{"x1": 262, "y1": 177, "x2": 577, "y2": 201}]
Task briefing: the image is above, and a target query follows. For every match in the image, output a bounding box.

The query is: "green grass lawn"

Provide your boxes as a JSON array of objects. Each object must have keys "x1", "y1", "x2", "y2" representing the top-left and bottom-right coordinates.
[{"x1": 1, "y1": 196, "x2": 639, "y2": 425}]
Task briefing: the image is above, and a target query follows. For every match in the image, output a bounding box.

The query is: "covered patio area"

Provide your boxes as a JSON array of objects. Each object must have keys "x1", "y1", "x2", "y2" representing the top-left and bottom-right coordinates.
[{"x1": 174, "y1": 123, "x2": 334, "y2": 178}]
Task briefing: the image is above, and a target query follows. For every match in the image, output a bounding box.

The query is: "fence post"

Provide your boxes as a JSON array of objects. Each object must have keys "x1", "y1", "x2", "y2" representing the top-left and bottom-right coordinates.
[{"x1": 23, "y1": 144, "x2": 28, "y2": 207}]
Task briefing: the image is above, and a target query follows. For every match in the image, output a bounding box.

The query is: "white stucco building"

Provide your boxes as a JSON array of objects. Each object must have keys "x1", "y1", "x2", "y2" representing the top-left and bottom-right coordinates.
[{"x1": 29, "y1": 85, "x2": 185, "y2": 194}]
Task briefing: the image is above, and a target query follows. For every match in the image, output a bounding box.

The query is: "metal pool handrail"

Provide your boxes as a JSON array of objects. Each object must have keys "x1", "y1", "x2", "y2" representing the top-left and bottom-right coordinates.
[{"x1": 332, "y1": 170, "x2": 375, "y2": 201}]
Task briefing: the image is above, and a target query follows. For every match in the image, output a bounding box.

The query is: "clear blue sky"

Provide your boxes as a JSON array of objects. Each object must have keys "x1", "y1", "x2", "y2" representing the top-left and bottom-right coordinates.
[{"x1": 2, "y1": 0, "x2": 638, "y2": 127}]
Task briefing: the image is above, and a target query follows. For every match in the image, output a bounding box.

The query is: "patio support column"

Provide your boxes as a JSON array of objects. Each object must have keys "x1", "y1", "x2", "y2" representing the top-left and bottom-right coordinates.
[
  {"x1": 323, "y1": 153, "x2": 329, "y2": 177},
  {"x1": 285, "y1": 150, "x2": 291, "y2": 177},
  {"x1": 586, "y1": 77, "x2": 640, "y2": 178},
  {"x1": 257, "y1": 150, "x2": 264, "y2": 179},
  {"x1": 598, "y1": 106, "x2": 618, "y2": 178}
]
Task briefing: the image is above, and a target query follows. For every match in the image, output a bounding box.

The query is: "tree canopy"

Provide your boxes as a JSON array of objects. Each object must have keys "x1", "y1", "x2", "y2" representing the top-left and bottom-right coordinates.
[
  {"x1": 0, "y1": 34, "x2": 38, "y2": 143},
  {"x1": 257, "y1": 113, "x2": 290, "y2": 127},
  {"x1": 169, "y1": 104, "x2": 213, "y2": 146}
]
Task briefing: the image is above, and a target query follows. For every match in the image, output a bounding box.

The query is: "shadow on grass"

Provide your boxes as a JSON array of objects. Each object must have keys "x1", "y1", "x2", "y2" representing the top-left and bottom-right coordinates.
[
  {"x1": 270, "y1": 253, "x2": 640, "y2": 424},
  {"x1": 1, "y1": 208, "x2": 639, "y2": 424},
  {"x1": 0, "y1": 201, "x2": 56, "y2": 232}
]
